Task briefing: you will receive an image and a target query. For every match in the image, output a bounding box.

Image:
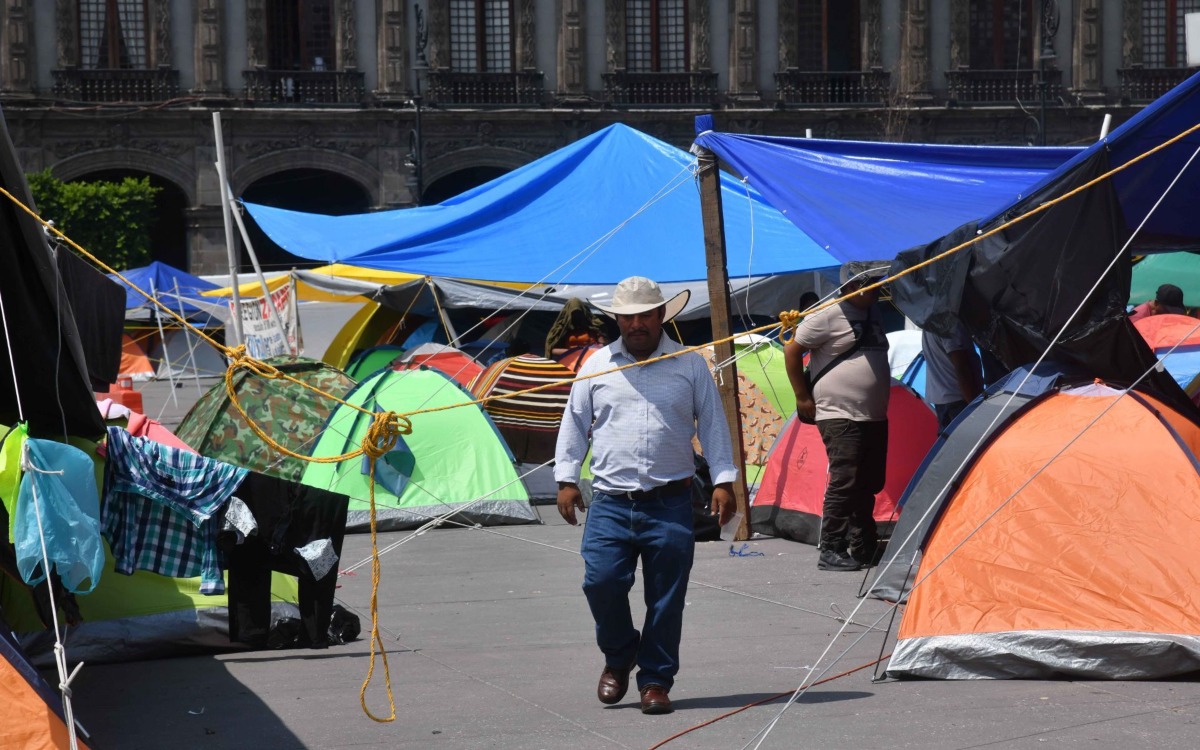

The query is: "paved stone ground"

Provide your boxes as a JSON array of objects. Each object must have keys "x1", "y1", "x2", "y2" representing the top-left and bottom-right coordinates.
[{"x1": 61, "y1": 363, "x2": 1200, "y2": 750}]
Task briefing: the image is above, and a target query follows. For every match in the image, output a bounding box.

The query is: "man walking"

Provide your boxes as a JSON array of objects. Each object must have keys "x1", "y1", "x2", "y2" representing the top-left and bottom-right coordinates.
[
  {"x1": 555, "y1": 276, "x2": 737, "y2": 715},
  {"x1": 785, "y1": 262, "x2": 891, "y2": 572}
]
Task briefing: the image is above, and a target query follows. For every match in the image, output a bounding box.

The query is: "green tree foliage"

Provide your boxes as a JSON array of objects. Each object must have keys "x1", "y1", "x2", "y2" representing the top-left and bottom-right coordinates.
[{"x1": 26, "y1": 170, "x2": 160, "y2": 270}]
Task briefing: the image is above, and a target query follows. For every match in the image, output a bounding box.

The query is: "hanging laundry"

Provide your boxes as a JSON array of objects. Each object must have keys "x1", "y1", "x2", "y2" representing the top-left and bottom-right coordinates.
[
  {"x1": 102, "y1": 426, "x2": 247, "y2": 594},
  {"x1": 1, "y1": 423, "x2": 29, "y2": 543},
  {"x1": 13, "y1": 438, "x2": 104, "y2": 594}
]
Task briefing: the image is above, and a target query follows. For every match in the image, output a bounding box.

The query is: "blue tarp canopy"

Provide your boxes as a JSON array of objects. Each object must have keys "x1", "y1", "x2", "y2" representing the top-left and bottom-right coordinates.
[
  {"x1": 692, "y1": 115, "x2": 1079, "y2": 263},
  {"x1": 110, "y1": 261, "x2": 220, "y2": 314},
  {"x1": 243, "y1": 124, "x2": 839, "y2": 284}
]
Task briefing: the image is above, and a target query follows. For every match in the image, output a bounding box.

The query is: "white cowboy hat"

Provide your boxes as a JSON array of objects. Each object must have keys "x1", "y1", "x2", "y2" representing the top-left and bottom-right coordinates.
[{"x1": 592, "y1": 276, "x2": 690, "y2": 322}]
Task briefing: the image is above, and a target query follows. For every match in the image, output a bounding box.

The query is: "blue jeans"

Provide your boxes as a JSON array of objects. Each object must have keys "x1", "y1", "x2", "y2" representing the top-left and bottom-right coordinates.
[{"x1": 581, "y1": 489, "x2": 695, "y2": 691}]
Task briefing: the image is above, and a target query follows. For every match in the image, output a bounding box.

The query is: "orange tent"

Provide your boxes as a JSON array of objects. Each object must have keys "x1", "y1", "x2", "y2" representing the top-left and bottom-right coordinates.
[
  {"x1": 1133, "y1": 312, "x2": 1200, "y2": 349},
  {"x1": 889, "y1": 384, "x2": 1200, "y2": 679},
  {"x1": 118, "y1": 332, "x2": 154, "y2": 382},
  {"x1": 0, "y1": 625, "x2": 91, "y2": 750}
]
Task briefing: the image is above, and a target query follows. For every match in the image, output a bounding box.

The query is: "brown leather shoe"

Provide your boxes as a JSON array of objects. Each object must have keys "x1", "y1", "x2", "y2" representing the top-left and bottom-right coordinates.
[
  {"x1": 639, "y1": 684, "x2": 672, "y2": 714},
  {"x1": 597, "y1": 661, "x2": 634, "y2": 705}
]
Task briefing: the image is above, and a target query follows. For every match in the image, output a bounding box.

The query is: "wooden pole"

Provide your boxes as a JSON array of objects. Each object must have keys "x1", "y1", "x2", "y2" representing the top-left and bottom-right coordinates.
[{"x1": 694, "y1": 144, "x2": 752, "y2": 541}]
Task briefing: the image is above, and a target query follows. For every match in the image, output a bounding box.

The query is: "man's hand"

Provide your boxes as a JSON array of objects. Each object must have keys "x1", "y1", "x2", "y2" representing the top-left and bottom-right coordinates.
[
  {"x1": 557, "y1": 482, "x2": 585, "y2": 525},
  {"x1": 711, "y1": 484, "x2": 736, "y2": 526},
  {"x1": 795, "y1": 396, "x2": 817, "y2": 425}
]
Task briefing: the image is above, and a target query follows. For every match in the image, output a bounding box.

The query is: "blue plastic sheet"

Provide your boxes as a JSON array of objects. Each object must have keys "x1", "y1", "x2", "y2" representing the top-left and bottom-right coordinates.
[{"x1": 14, "y1": 439, "x2": 104, "y2": 594}]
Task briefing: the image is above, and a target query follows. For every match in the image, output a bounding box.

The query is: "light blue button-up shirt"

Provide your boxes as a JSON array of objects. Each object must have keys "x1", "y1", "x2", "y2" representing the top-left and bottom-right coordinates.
[{"x1": 553, "y1": 333, "x2": 739, "y2": 494}]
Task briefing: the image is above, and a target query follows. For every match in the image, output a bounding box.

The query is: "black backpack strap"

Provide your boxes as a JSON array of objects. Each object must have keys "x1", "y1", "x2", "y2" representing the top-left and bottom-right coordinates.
[{"x1": 806, "y1": 306, "x2": 874, "y2": 389}]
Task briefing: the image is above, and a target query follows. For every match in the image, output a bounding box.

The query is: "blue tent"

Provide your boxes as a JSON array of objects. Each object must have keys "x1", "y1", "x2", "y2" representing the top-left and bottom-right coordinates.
[
  {"x1": 109, "y1": 261, "x2": 220, "y2": 314},
  {"x1": 692, "y1": 115, "x2": 1079, "y2": 263},
  {"x1": 242, "y1": 124, "x2": 839, "y2": 283}
]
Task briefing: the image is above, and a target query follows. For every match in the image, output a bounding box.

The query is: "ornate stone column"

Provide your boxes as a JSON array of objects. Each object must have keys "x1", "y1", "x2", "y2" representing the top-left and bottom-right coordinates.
[
  {"x1": 1122, "y1": 0, "x2": 1143, "y2": 68},
  {"x1": 900, "y1": 0, "x2": 933, "y2": 101},
  {"x1": 691, "y1": 0, "x2": 711, "y2": 70},
  {"x1": 1072, "y1": 0, "x2": 1103, "y2": 102},
  {"x1": 728, "y1": 0, "x2": 758, "y2": 101},
  {"x1": 55, "y1": 0, "x2": 78, "y2": 69},
  {"x1": 246, "y1": 0, "x2": 266, "y2": 68},
  {"x1": 376, "y1": 0, "x2": 409, "y2": 100},
  {"x1": 557, "y1": 0, "x2": 588, "y2": 99},
  {"x1": 865, "y1": 0, "x2": 883, "y2": 70},
  {"x1": 604, "y1": 0, "x2": 625, "y2": 72},
  {"x1": 777, "y1": 0, "x2": 797, "y2": 71},
  {"x1": 518, "y1": 0, "x2": 536, "y2": 70},
  {"x1": 948, "y1": 0, "x2": 969, "y2": 71},
  {"x1": 427, "y1": 0, "x2": 449, "y2": 70},
  {"x1": 337, "y1": 0, "x2": 358, "y2": 69},
  {"x1": 151, "y1": 0, "x2": 171, "y2": 66},
  {"x1": 192, "y1": 0, "x2": 225, "y2": 94},
  {"x1": 1, "y1": 1, "x2": 36, "y2": 95}
]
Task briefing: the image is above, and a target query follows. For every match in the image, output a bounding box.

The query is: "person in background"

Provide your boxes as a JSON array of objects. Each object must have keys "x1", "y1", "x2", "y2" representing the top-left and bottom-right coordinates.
[
  {"x1": 784, "y1": 261, "x2": 890, "y2": 572},
  {"x1": 555, "y1": 276, "x2": 737, "y2": 715},
  {"x1": 921, "y1": 322, "x2": 984, "y2": 432},
  {"x1": 1129, "y1": 283, "x2": 1187, "y2": 323},
  {"x1": 798, "y1": 291, "x2": 820, "y2": 312}
]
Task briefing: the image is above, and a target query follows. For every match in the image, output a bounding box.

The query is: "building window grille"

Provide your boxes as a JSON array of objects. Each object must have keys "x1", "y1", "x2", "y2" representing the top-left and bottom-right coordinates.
[
  {"x1": 78, "y1": 0, "x2": 148, "y2": 69},
  {"x1": 794, "y1": 1, "x2": 861, "y2": 72},
  {"x1": 626, "y1": 0, "x2": 687, "y2": 73},
  {"x1": 266, "y1": 0, "x2": 334, "y2": 71},
  {"x1": 1143, "y1": 0, "x2": 1200, "y2": 67},
  {"x1": 450, "y1": 0, "x2": 514, "y2": 73},
  {"x1": 969, "y1": 0, "x2": 1034, "y2": 69}
]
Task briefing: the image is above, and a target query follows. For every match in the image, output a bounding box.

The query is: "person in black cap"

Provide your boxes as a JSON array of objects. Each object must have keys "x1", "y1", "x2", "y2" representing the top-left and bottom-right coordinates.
[
  {"x1": 784, "y1": 261, "x2": 891, "y2": 572},
  {"x1": 1129, "y1": 283, "x2": 1187, "y2": 323}
]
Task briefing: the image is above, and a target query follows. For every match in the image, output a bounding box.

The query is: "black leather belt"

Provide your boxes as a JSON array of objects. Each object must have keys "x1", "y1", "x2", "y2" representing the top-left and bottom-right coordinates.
[{"x1": 623, "y1": 478, "x2": 692, "y2": 501}]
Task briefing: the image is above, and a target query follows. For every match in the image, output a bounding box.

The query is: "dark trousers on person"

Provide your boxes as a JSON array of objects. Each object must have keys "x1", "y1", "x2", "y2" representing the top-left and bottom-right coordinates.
[
  {"x1": 580, "y1": 489, "x2": 694, "y2": 692},
  {"x1": 816, "y1": 419, "x2": 888, "y2": 556},
  {"x1": 934, "y1": 400, "x2": 968, "y2": 433}
]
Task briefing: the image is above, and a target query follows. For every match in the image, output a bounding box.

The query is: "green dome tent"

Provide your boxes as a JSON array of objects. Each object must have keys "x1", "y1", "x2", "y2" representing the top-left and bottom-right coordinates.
[
  {"x1": 175, "y1": 356, "x2": 356, "y2": 482},
  {"x1": 344, "y1": 344, "x2": 405, "y2": 381},
  {"x1": 301, "y1": 367, "x2": 537, "y2": 531}
]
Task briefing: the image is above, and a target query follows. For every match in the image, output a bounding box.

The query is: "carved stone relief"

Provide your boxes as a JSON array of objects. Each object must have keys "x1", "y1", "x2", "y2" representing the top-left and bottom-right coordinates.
[
  {"x1": 777, "y1": 0, "x2": 796, "y2": 70},
  {"x1": 865, "y1": 0, "x2": 882, "y2": 69},
  {"x1": 1073, "y1": 0, "x2": 1103, "y2": 100},
  {"x1": 728, "y1": 0, "x2": 754, "y2": 98},
  {"x1": 692, "y1": 0, "x2": 710, "y2": 71},
  {"x1": 519, "y1": 0, "x2": 536, "y2": 69},
  {"x1": 2, "y1": 1, "x2": 34, "y2": 92},
  {"x1": 193, "y1": 0, "x2": 224, "y2": 93},
  {"x1": 338, "y1": 0, "x2": 357, "y2": 69},
  {"x1": 1123, "y1": 0, "x2": 1142, "y2": 67},
  {"x1": 557, "y1": 0, "x2": 587, "y2": 95},
  {"x1": 605, "y1": 0, "x2": 624, "y2": 70},
  {"x1": 948, "y1": 0, "x2": 968, "y2": 70},
  {"x1": 152, "y1": 0, "x2": 171, "y2": 66},
  {"x1": 901, "y1": 0, "x2": 932, "y2": 99},
  {"x1": 427, "y1": 0, "x2": 449, "y2": 69},
  {"x1": 55, "y1": 0, "x2": 76, "y2": 68},
  {"x1": 377, "y1": 0, "x2": 408, "y2": 97},
  {"x1": 246, "y1": 0, "x2": 266, "y2": 68}
]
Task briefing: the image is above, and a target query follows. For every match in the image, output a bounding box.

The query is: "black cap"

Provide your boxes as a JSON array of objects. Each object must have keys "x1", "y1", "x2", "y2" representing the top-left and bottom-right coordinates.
[{"x1": 1156, "y1": 283, "x2": 1185, "y2": 308}]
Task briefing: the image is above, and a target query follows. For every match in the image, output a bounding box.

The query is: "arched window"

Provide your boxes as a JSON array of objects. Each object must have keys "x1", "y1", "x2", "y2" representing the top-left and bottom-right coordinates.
[
  {"x1": 78, "y1": 0, "x2": 148, "y2": 69},
  {"x1": 626, "y1": 0, "x2": 687, "y2": 73},
  {"x1": 450, "y1": 0, "x2": 514, "y2": 73},
  {"x1": 795, "y1": 0, "x2": 860, "y2": 72},
  {"x1": 1143, "y1": 0, "x2": 1200, "y2": 67},
  {"x1": 266, "y1": 0, "x2": 334, "y2": 71},
  {"x1": 969, "y1": 0, "x2": 1034, "y2": 69}
]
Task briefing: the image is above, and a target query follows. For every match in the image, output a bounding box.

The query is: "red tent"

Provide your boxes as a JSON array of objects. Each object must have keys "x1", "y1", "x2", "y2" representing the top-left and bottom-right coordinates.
[
  {"x1": 751, "y1": 380, "x2": 937, "y2": 545},
  {"x1": 393, "y1": 342, "x2": 482, "y2": 387}
]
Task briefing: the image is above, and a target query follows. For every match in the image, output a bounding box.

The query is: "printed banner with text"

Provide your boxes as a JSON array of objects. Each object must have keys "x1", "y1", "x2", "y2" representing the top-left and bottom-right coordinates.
[{"x1": 232, "y1": 277, "x2": 301, "y2": 359}]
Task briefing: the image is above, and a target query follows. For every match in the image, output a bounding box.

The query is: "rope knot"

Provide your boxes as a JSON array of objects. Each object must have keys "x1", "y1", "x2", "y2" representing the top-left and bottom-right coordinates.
[
  {"x1": 779, "y1": 309, "x2": 802, "y2": 345},
  {"x1": 226, "y1": 344, "x2": 279, "y2": 378},
  {"x1": 362, "y1": 411, "x2": 412, "y2": 460}
]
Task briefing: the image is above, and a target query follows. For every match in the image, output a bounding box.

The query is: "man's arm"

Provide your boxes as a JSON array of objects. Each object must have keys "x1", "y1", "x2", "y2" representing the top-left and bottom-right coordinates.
[
  {"x1": 949, "y1": 349, "x2": 984, "y2": 403},
  {"x1": 554, "y1": 378, "x2": 592, "y2": 525},
  {"x1": 693, "y1": 359, "x2": 738, "y2": 525},
  {"x1": 784, "y1": 341, "x2": 815, "y2": 423}
]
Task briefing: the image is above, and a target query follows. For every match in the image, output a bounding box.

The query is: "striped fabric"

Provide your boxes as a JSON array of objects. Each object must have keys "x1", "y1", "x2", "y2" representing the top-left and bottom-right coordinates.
[{"x1": 469, "y1": 354, "x2": 576, "y2": 464}]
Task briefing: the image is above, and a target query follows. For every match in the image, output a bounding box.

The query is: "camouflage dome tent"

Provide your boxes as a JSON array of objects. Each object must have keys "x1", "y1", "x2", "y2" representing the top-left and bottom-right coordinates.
[{"x1": 175, "y1": 356, "x2": 356, "y2": 482}]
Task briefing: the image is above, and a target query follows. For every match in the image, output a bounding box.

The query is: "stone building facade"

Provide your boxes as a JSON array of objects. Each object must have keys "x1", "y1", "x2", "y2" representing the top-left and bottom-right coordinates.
[{"x1": 0, "y1": 1, "x2": 1194, "y2": 273}]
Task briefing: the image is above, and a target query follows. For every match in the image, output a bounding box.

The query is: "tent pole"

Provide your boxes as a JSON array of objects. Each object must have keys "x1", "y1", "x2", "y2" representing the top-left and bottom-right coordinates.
[
  {"x1": 694, "y1": 143, "x2": 752, "y2": 541},
  {"x1": 172, "y1": 279, "x2": 205, "y2": 395},
  {"x1": 212, "y1": 112, "x2": 244, "y2": 347},
  {"x1": 224, "y1": 181, "x2": 294, "y2": 355},
  {"x1": 149, "y1": 279, "x2": 180, "y2": 412}
]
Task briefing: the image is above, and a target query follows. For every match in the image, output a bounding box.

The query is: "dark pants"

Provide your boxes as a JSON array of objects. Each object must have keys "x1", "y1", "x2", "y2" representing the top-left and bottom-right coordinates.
[
  {"x1": 816, "y1": 419, "x2": 888, "y2": 554},
  {"x1": 581, "y1": 489, "x2": 694, "y2": 691},
  {"x1": 935, "y1": 400, "x2": 968, "y2": 433}
]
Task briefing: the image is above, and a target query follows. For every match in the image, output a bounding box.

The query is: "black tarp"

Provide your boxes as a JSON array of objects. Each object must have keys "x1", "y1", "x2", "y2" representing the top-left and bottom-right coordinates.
[
  {"x1": 56, "y1": 247, "x2": 125, "y2": 390},
  {"x1": 890, "y1": 149, "x2": 1197, "y2": 419},
  {"x1": 0, "y1": 108, "x2": 104, "y2": 438}
]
